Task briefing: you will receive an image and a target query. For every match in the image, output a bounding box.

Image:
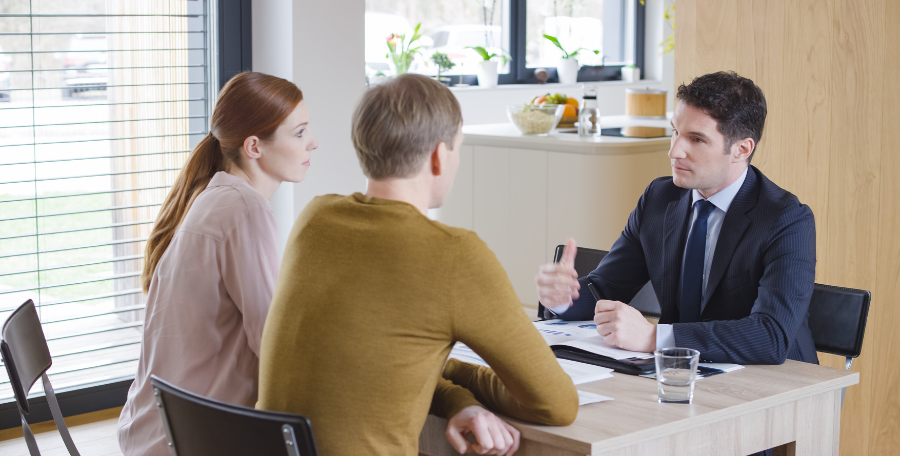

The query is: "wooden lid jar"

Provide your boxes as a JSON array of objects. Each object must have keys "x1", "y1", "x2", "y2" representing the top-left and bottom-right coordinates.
[{"x1": 625, "y1": 88, "x2": 667, "y2": 119}]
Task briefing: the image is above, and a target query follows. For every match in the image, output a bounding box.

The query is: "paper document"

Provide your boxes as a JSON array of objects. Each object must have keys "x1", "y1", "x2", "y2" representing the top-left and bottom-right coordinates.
[
  {"x1": 448, "y1": 343, "x2": 489, "y2": 368},
  {"x1": 533, "y1": 320, "x2": 601, "y2": 345},
  {"x1": 448, "y1": 343, "x2": 613, "y2": 385},
  {"x1": 557, "y1": 359, "x2": 614, "y2": 385},
  {"x1": 699, "y1": 363, "x2": 744, "y2": 373},
  {"x1": 640, "y1": 363, "x2": 745, "y2": 380},
  {"x1": 534, "y1": 321, "x2": 654, "y2": 359},
  {"x1": 554, "y1": 335, "x2": 655, "y2": 360},
  {"x1": 577, "y1": 390, "x2": 613, "y2": 406}
]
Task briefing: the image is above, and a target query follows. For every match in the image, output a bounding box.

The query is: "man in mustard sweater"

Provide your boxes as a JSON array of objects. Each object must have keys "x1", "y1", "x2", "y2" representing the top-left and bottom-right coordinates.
[{"x1": 258, "y1": 74, "x2": 579, "y2": 456}]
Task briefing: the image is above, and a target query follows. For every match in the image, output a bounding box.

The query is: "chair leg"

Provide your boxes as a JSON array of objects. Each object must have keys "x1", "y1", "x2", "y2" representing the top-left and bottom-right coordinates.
[
  {"x1": 20, "y1": 412, "x2": 41, "y2": 456},
  {"x1": 41, "y1": 373, "x2": 81, "y2": 456}
]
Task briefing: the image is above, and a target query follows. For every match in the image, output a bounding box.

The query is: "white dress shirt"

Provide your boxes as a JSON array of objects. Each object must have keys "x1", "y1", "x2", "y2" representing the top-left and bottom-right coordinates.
[{"x1": 656, "y1": 168, "x2": 748, "y2": 349}]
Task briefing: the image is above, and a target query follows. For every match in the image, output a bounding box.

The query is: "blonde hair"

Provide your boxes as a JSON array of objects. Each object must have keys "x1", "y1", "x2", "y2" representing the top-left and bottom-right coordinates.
[
  {"x1": 352, "y1": 74, "x2": 462, "y2": 179},
  {"x1": 142, "y1": 72, "x2": 304, "y2": 292}
]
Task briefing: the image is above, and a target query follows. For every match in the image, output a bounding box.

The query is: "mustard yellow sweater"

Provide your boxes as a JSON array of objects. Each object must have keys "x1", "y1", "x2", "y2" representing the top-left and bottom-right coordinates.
[{"x1": 258, "y1": 193, "x2": 578, "y2": 456}]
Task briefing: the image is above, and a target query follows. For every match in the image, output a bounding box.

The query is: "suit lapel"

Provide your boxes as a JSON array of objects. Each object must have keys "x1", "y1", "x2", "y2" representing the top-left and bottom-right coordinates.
[
  {"x1": 701, "y1": 168, "x2": 760, "y2": 312},
  {"x1": 662, "y1": 189, "x2": 692, "y2": 318}
]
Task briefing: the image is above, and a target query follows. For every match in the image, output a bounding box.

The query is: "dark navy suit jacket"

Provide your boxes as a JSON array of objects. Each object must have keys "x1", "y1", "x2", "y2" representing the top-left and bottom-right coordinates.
[{"x1": 559, "y1": 166, "x2": 818, "y2": 365}]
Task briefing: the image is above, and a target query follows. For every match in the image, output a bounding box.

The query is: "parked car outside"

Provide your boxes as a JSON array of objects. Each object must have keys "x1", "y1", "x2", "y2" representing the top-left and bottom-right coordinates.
[
  {"x1": 61, "y1": 34, "x2": 107, "y2": 98},
  {"x1": 0, "y1": 44, "x2": 11, "y2": 101},
  {"x1": 422, "y1": 24, "x2": 506, "y2": 76}
]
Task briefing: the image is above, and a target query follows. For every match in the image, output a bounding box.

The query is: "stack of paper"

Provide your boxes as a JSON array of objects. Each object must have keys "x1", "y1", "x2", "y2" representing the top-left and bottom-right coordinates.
[
  {"x1": 577, "y1": 390, "x2": 614, "y2": 406},
  {"x1": 448, "y1": 343, "x2": 614, "y2": 385},
  {"x1": 533, "y1": 320, "x2": 654, "y2": 360}
]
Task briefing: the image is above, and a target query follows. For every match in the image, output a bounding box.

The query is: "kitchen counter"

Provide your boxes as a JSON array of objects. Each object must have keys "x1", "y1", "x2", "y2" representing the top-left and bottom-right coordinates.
[
  {"x1": 462, "y1": 116, "x2": 671, "y2": 155},
  {"x1": 437, "y1": 117, "x2": 672, "y2": 306}
]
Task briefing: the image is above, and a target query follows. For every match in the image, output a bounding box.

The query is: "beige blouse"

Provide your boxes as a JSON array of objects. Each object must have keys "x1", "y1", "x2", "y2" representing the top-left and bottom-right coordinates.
[{"x1": 118, "y1": 172, "x2": 279, "y2": 456}]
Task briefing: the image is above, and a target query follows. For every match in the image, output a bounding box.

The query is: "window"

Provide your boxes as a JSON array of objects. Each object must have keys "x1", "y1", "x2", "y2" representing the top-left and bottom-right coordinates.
[
  {"x1": 365, "y1": 0, "x2": 643, "y2": 85},
  {"x1": 0, "y1": 0, "x2": 214, "y2": 403},
  {"x1": 525, "y1": 0, "x2": 633, "y2": 68},
  {"x1": 365, "y1": 1, "x2": 511, "y2": 79}
]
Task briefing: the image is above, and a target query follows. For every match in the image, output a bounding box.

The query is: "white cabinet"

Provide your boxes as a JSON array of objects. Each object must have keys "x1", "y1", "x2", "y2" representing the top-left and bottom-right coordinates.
[{"x1": 436, "y1": 124, "x2": 672, "y2": 306}]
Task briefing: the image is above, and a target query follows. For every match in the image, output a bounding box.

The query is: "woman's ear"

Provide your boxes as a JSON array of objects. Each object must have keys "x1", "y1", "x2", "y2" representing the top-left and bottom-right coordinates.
[{"x1": 243, "y1": 135, "x2": 262, "y2": 161}]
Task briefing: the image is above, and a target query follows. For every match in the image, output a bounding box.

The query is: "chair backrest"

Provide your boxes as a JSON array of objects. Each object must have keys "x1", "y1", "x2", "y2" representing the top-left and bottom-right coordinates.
[
  {"x1": 808, "y1": 283, "x2": 870, "y2": 359},
  {"x1": 547, "y1": 245, "x2": 661, "y2": 318},
  {"x1": 1, "y1": 299, "x2": 52, "y2": 414},
  {"x1": 151, "y1": 375, "x2": 319, "y2": 456}
]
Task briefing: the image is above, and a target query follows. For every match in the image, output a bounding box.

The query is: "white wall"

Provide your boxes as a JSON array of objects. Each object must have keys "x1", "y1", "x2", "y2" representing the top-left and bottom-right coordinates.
[
  {"x1": 252, "y1": 0, "x2": 673, "y2": 253},
  {"x1": 253, "y1": 0, "x2": 368, "y2": 255}
]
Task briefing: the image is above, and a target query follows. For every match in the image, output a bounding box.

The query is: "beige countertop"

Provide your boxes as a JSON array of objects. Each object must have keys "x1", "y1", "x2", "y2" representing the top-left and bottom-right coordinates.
[{"x1": 462, "y1": 115, "x2": 672, "y2": 156}]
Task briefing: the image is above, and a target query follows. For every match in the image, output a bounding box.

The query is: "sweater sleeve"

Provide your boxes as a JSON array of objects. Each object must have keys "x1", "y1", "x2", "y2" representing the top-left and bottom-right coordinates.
[
  {"x1": 446, "y1": 232, "x2": 579, "y2": 426},
  {"x1": 429, "y1": 376, "x2": 484, "y2": 419}
]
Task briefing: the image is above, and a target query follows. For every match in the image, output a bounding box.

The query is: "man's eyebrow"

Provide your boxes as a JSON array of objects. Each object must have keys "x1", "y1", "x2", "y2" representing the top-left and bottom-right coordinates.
[{"x1": 685, "y1": 130, "x2": 710, "y2": 140}]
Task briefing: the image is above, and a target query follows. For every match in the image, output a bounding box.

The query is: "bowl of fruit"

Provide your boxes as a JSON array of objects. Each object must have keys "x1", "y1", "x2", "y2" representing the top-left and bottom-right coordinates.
[{"x1": 531, "y1": 93, "x2": 579, "y2": 128}]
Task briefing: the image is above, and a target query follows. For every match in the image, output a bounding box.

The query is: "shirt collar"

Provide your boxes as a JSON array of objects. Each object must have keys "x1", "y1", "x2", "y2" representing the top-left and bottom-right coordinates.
[
  {"x1": 691, "y1": 167, "x2": 748, "y2": 213},
  {"x1": 207, "y1": 171, "x2": 249, "y2": 189}
]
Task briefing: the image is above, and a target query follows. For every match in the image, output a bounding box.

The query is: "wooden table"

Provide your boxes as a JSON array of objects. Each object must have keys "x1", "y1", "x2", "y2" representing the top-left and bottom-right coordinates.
[{"x1": 419, "y1": 360, "x2": 858, "y2": 456}]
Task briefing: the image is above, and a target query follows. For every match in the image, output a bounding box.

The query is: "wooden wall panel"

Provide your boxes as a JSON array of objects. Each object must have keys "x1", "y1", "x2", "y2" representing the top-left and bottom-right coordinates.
[
  {"x1": 873, "y1": 1, "x2": 900, "y2": 451},
  {"x1": 734, "y1": 0, "x2": 785, "y2": 187},
  {"x1": 675, "y1": 0, "x2": 898, "y2": 453}
]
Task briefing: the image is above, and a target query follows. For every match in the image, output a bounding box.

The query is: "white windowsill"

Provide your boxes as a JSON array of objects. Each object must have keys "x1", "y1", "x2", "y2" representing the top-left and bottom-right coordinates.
[{"x1": 449, "y1": 79, "x2": 664, "y2": 92}]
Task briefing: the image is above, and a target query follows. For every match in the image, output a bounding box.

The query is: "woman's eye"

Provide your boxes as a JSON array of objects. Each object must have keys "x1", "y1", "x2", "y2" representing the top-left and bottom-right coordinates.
[
  {"x1": 297, "y1": 130, "x2": 305, "y2": 137},
  {"x1": 693, "y1": 137, "x2": 703, "y2": 143}
]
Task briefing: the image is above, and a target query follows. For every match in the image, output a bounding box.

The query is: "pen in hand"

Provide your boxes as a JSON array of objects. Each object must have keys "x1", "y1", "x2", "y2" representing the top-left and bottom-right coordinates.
[{"x1": 587, "y1": 282, "x2": 602, "y2": 302}]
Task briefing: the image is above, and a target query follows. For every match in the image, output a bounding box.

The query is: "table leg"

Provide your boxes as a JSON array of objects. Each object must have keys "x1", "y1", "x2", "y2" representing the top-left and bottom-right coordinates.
[{"x1": 783, "y1": 390, "x2": 842, "y2": 456}]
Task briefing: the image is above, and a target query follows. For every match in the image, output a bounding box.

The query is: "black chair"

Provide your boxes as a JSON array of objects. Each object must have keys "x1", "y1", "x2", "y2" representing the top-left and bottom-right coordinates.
[
  {"x1": 538, "y1": 245, "x2": 661, "y2": 319},
  {"x1": 0, "y1": 300, "x2": 81, "y2": 456},
  {"x1": 807, "y1": 283, "x2": 870, "y2": 404},
  {"x1": 151, "y1": 375, "x2": 319, "y2": 456}
]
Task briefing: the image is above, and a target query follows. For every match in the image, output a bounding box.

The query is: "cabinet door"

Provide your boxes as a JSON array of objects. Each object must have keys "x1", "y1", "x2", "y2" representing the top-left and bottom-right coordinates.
[
  {"x1": 436, "y1": 145, "x2": 475, "y2": 230},
  {"x1": 472, "y1": 146, "x2": 548, "y2": 306},
  {"x1": 547, "y1": 150, "x2": 671, "y2": 254}
]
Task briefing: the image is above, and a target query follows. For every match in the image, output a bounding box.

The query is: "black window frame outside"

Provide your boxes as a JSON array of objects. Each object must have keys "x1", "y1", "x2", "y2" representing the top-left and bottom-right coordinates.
[{"x1": 449, "y1": 0, "x2": 645, "y2": 86}]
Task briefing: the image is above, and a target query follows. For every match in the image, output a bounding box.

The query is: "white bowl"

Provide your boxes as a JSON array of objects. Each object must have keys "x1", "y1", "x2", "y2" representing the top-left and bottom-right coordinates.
[{"x1": 506, "y1": 104, "x2": 565, "y2": 136}]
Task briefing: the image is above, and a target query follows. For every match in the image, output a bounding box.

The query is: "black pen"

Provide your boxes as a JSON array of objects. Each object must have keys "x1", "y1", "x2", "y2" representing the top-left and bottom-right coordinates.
[{"x1": 587, "y1": 282, "x2": 601, "y2": 302}]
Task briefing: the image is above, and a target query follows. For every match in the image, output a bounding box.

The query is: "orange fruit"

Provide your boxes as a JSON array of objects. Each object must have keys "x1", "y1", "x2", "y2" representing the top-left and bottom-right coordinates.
[
  {"x1": 536, "y1": 95, "x2": 549, "y2": 104},
  {"x1": 566, "y1": 98, "x2": 579, "y2": 109},
  {"x1": 562, "y1": 104, "x2": 577, "y2": 117}
]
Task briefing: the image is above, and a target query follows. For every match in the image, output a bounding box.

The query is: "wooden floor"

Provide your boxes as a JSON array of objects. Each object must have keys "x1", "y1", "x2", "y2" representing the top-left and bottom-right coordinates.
[{"x1": 0, "y1": 408, "x2": 123, "y2": 456}]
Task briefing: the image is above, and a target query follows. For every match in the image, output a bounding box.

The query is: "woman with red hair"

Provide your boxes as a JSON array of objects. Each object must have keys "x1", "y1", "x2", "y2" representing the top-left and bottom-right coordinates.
[{"x1": 118, "y1": 72, "x2": 318, "y2": 456}]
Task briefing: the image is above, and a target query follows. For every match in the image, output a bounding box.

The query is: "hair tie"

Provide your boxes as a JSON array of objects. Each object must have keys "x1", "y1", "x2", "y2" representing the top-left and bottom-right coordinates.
[{"x1": 208, "y1": 132, "x2": 219, "y2": 141}]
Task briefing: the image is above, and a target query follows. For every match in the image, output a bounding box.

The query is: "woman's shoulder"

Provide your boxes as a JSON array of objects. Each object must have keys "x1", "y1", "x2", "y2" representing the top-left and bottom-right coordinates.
[{"x1": 179, "y1": 175, "x2": 274, "y2": 241}]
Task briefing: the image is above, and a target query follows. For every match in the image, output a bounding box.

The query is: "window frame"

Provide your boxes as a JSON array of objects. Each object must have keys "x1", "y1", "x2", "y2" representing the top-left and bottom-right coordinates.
[
  {"x1": 443, "y1": 0, "x2": 645, "y2": 86},
  {"x1": 0, "y1": 0, "x2": 248, "y2": 426}
]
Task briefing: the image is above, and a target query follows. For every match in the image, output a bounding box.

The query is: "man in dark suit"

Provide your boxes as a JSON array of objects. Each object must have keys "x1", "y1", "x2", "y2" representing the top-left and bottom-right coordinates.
[{"x1": 536, "y1": 71, "x2": 818, "y2": 367}]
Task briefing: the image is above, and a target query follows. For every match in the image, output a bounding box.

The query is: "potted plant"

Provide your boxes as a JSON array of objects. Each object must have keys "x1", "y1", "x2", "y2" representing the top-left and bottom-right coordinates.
[
  {"x1": 467, "y1": 46, "x2": 509, "y2": 88},
  {"x1": 386, "y1": 23, "x2": 425, "y2": 75},
  {"x1": 543, "y1": 34, "x2": 600, "y2": 85},
  {"x1": 621, "y1": 64, "x2": 640, "y2": 82},
  {"x1": 430, "y1": 52, "x2": 456, "y2": 86}
]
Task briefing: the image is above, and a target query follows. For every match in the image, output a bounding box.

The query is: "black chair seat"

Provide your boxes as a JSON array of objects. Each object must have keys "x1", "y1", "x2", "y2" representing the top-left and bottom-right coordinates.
[{"x1": 151, "y1": 375, "x2": 319, "y2": 456}]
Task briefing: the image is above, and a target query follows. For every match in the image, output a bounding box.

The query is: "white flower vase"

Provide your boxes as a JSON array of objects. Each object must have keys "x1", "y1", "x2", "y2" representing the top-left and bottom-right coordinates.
[
  {"x1": 557, "y1": 58, "x2": 579, "y2": 85},
  {"x1": 477, "y1": 60, "x2": 499, "y2": 88},
  {"x1": 621, "y1": 67, "x2": 640, "y2": 82}
]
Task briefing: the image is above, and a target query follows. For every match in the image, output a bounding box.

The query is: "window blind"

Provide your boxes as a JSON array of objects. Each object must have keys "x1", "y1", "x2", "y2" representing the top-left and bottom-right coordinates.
[{"x1": 0, "y1": 0, "x2": 216, "y2": 403}]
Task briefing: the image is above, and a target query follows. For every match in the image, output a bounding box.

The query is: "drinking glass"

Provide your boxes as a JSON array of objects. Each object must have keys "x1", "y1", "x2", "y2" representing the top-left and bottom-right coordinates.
[{"x1": 654, "y1": 348, "x2": 700, "y2": 404}]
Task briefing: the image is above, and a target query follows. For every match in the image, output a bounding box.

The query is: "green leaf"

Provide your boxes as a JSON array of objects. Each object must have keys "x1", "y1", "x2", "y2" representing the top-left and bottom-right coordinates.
[
  {"x1": 466, "y1": 46, "x2": 491, "y2": 61},
  {"x1": 543, "y1": 34, "x2": 569, "y2": 58}
]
